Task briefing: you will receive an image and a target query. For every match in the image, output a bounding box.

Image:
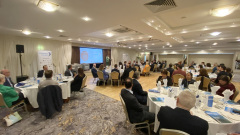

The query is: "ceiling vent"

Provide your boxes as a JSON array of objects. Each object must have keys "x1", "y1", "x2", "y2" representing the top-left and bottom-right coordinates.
[
  {"x1": 58, "y1": 35, "x2": 68, "y2": 37},
  {"x1": 144, "y1": 0, "x2": 177, "y2": 13},
  {"x1": 113, "y1": 26, "x2": 133, "y2": 33}
]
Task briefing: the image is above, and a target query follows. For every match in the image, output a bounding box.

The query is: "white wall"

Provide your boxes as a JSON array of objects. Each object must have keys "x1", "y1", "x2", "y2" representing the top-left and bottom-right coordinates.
[
  {"x1": 0, "y1": 34, "x2": 72, "y2": 82},
  {"x1": 158, "y1": 54, "x2": 183, "y2": 65},
  {"x1": 189, "y1": 54, "x2": 234, "y2": 68},
  {"x1": 111, "y1": 47, "x2": 138, "y2": 65}
]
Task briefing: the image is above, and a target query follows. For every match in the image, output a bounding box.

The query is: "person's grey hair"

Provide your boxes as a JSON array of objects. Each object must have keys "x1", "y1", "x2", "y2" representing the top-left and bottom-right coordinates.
[
  {"x1": 178, "y1": 91, "x2": 196, "y2": 110},
  {"x1": 133, "y1": 71, "x2": 140, "y2": 79},
  {"x1": 0, "y1": 74, "x2": 5, "y2": 82}
]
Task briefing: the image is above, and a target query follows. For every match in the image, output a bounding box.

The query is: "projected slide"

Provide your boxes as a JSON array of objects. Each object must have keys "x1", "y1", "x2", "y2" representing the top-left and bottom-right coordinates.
[{"x1": 80, "y1": 48, "x2": 103, "y2": 64}]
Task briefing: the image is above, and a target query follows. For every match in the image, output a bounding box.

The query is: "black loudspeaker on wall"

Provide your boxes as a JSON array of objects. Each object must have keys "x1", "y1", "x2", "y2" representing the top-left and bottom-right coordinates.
[
  {"x1": 16, "y1": 44, "x2": 24, "y2": 53},
  {"x1": 150, "y1": 52, "x2": 153, "y2": 55}
]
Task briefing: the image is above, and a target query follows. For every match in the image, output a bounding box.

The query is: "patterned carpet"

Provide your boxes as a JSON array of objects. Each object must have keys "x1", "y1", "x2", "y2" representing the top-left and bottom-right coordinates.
[{"x1": 0, "y1": 89, "x2": 146, "y2": 135}]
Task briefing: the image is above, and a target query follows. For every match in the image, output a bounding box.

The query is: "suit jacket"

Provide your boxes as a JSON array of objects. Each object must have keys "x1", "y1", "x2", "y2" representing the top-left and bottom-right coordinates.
[
  {"x1": 156, "y1": 76, "x2": 173, "y2": 86},
  {"x1": 71, "y1": 74, "x2": 85, "y2": 92},
  {"x1": 121, "y1": 68, "x2": 132, "y2": 81},
  {"x1": 4, "y1": 77, "x2": 14, "y2": 87},
  {"x1": 37, "y1": 70, "x2": 44, "y2": 78},
  {"x1": 182, "y1": 79, "x2": 196, "y2": 88},
  {"x1": 38, "y1": 78, "x2": 59, "y2": 91},
  {"x1": 157, "y1": 106, "x2": 208, "y2": 135},
  {"x1": 64, "y1": 69, "x2": 73, "y2": 76},
  {"x1": 132, "y1": 79, "x2": 148, "y2": 104},
  {"x1": 166, "y1": 67, "x2": 174, "y2": 77},
  {"x1": 91, "y1": 67, "x2": 98, "y2": 78},
  {"x1": 121, "y1": 89, "x2": 149, "y2": 123}
]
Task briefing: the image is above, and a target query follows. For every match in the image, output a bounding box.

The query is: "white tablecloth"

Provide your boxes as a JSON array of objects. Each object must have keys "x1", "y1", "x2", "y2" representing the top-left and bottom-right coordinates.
[
  {"x1": 190, "y1": 72, "x2": 217, "y2": 79},
  {"x1": 147, "y1": 87, "x2": 240, "y2": 135},
  {"x1": 15, "y1": 77, "x2": 73, "y2": 108}
]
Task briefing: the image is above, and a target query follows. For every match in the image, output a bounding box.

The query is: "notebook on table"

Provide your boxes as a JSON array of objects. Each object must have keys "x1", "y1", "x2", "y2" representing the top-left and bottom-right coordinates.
[
  {"x1": 151, "y1": 97, "x2": 164, "y2": 102},
  {"x1": 205, "y1": 111, "x2": 231, "y2": 123},
  {"x1": 148, "y1": 89, "x2": 160, "y2": 93}
]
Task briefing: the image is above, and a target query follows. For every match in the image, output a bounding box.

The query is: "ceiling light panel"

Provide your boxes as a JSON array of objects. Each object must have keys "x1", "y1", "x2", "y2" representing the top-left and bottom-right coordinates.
[{"x1": 37, "y1": 0, "x2": 59, "y2": 12}]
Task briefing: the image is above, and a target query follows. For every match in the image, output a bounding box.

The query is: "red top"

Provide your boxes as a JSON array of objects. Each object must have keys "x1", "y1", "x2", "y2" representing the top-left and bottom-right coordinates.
[{"x1": 217, "y1": 83, "x2": 236, "y2": 100}]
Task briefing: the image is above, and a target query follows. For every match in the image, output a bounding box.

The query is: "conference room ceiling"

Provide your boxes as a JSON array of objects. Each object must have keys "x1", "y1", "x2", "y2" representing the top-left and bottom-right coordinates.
[{"x1": 0, "y1": 0, "x2": 240, "y2": 52}]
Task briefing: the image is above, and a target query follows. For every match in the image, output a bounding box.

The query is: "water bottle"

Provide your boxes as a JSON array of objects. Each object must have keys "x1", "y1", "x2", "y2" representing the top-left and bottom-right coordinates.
[{"x1": 157, "y1": 81, "x2": 161, "y2": 93}]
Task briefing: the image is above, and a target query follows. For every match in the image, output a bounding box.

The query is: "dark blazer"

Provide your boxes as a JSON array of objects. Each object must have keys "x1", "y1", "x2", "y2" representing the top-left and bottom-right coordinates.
[
  {"x1": 37, "y1": 70, "x2": 44, "y2": 78},
  {"x1": 37, "y1": 85, "x2": 63, "y2": 119},
  {"x1": 91, "y1": 67, "x2": 98, "y2": 78},
  {"x1": 182, "y1": 79, "x2": 196, "y2": 88},
  {"x1": 121, "y1": 89, "x2": 151, "y2": 123},
  {"x1": 166, "y1": 67, "x2": 174, "y2": 77},
  {"x1": 71, "y1": 74, "x2": 85, "y2": 92},
  {"x1": 121, "y1": 68, "x2": 132, "y2": 81},
  {"x1": 157, "y1": 106, "x2": 208, "y2": 135},
  {"x1": 156, "y1": 76, "x2": 173, "y2": 86},
  {"x1": 215, "y1": 71, "x2": 229, "y2": 84},
  {"x1": 132, "y1": 79, "x2": 148, "y2": 105},
  {"x1": 64, "y1": 69, "x2": 73, "y2": 76},
  {"x1": 4, "y1": 77, "x2": 14, "y2": 87}
]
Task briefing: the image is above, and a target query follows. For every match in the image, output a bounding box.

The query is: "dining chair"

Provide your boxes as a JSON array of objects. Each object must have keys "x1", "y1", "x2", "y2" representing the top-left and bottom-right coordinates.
[{"x1": 160, "y1": 128, "x2": 190, "y2": 135}]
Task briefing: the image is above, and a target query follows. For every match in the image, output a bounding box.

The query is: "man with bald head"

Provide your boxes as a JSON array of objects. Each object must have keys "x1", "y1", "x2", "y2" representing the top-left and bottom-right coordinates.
[
  {"x1": 91, "y1": 63, "x2": 98, "y2": 78},
  {"x1": 157, "y1": 91, "x2": 208, "y2": 135},
  {"x1": 1, "y1": 69, "x2": 14, "y2": 87}
]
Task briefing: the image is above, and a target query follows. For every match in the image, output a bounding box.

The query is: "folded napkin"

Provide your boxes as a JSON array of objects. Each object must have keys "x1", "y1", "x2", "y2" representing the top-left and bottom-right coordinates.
[
  {"x1": 211, "y1": 86, "x2": 220, "y2": 95},
  {"x1": 149, "y1": 89, "x2": 160, "y2": 93},
  {"x1": 16, "y1": 82, "x2": 26, "y2": 87},
  {"x1": 223, "y1": 89, "x2": 233, "y2": 101},
  {"x1": 163, "y1": 79, "x2": 168, "y2": 87}
]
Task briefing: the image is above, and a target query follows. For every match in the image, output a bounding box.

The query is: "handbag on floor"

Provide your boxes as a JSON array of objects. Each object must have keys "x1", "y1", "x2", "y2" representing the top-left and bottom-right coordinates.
[{"x1": 3, "y1": 112, "x2": 22, "y2": 126}]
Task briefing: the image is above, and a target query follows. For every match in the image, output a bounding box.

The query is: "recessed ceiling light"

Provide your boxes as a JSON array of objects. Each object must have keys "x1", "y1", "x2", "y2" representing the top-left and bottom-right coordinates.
[
  {"x1": 166, "y1": 42, "x2": 170, "y2": 45},
  {"x1": 165, "y1": 32, "x2": 172, "y2": 35},
  {"x1": 237, "y1": 39, "x2": 240, "y2": 41},
  {"x1": 22, "y1": 30, "x2": 31, "y2": 35},
  {"x1": 210, "y1": 5, "x2": 239, "y2": 17},
  {"x1": 139, "y1": 45, "x2": 142, "y2": 46},
  {"x1": 196, "y1": 42, "x2": 200, "y2": 44},
  {"x1": 151, "y1": 20, "x2": 154, "y2": 23},
  {"x1": 181, "y1": 30, "x2": 187, "y2": 33},
  {"x1": 210, "y1": 32, "x2": 221, "y2": 36},
  {"x1": 139, "y1": 47, "x2": 141, "y2": 49},
  {"x1": 129, "y1": 47, "x2": 131, "y2": 48},
  {"x1": 184, "y1": 45, "x2": 188, "y2": 47},
  {"x1": 230, "y1": 23, "x2": 236, "y2": 27},
  {"x1": 44, "y1": 36, "x2": 51, "y2": 39},
  {"x1": 203, "y1": 26, "x2": 209, "y2": 31},
  {"x1": 68, "y1": 38, "x2": 72, "y2": 41},
  {"x1": 139, "y1": 37, "x2": 143, "y2": 39},
  {"x1": 105, "y1": 33, "x2": 113, "y2": 37},
  {"x1": 37, "y1": 0, "x2": 59, "y2": 12},
  {"x1": 152, "y1": 43, "x2": 155, "y2": 45},
  {"x1": 82, "y1": 16, "x2": 91, "y2": 21},
  {"x1": 169, "y1": 45, "x2": 172, "y2": 47},
  {"x1": 148, "y1": 35, "x2": 152, "y2": 38},
  {"x1": 204, "y1": 39, "x2": 208, "y2": 41},
  {"x1": 57, "y1": 29, "x2": 64, "y2": 32},
  {"x1": 212, "y1": 42, "x2": 218, "y2": 45}
]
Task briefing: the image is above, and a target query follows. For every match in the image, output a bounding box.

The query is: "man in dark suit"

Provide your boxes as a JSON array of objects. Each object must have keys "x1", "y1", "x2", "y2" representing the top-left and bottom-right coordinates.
[
  {"x1": 157, "y1": 91, "x2": 208, "y2": 135},
  {"x1": 64, "y1": 65, "x2": 73, "y2": 77},
  {"x1": 132, "y1": 72, "x2": 147, "y2": 105},
  {"x1": 111, "y1": 64, "x2": 120, "y2": 79},
  {"x1": 38, "y1": 65, "x2": 48, "y2": 78},
  {"x1": 214, "y1": 65, "x2": 229, "y2": 84},
  {"x1": 134, "y1": 61, "x2": 141, "y2": 72},
  {"x1": 1, "y1": 69, "x2": 14, "y2": 87},
  {"x1": 121, "y1": 64, "x2": 132, "y2": 82},
  {"x1": 91, "y1": 63, "x2": 98, "y2": 78},
  {"x1": 131, "y1": 63, "x2": 136, "y2": 72},
  {"x1": 166, "y1": 63, "x2": 174, "y2": 77},
  {"x1": 120, "y1": 77, "x2": 155, "y2": 124}
]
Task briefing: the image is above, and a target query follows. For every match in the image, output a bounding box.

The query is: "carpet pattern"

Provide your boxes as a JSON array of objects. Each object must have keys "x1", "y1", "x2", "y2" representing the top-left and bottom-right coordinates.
[{"x1": 0, "y1": 89, "x2": 146, "y2": 135}]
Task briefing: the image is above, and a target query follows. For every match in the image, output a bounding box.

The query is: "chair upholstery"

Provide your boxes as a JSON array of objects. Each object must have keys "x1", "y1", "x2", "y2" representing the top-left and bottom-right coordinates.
[
  {"x1": 172, "y1": 74, "x2": 185, "y2": 86},
  {"x1": 145, "y1": 66, "x2": 151, "y2": 76},
  {"x1": 0, "y1": 93, "x2": 28, "y2": 113},
  {"x1": 167, "y1": 71, "x2": 170, "y2": 77},
  {"x1": 206, "y1": 69, "x2": 212, "y2": 73},
  {"x1": 162, "y1": 64, "x2": 165, "y2": 69},
  {"x1": 196, "y1": 76, "x2": 210, "y2": 91},
  {"x1": 135, "y1": 66, "x2": 139, "y2": 71},
  {"x1": 111, "y1": 71, "x2": 120, "y2": 86},
  {"x1": 153, "y1": 64, "x2": 158, "y2": 72},
  {"x1": 160, "y1": 128, "x2": 190, "y2": 135},
  {"x1": 97, "y1": 71, "x2": 106, "y2": 86},
  {"x1": 233, "y1": 89, "x2": 239, "y2": 101},
  {"x1": 119, "y1": 94, "x2": 152, "y2": 135},
  {"x1": 129, "y1": 70, "x2": 134, "y2": 78}
]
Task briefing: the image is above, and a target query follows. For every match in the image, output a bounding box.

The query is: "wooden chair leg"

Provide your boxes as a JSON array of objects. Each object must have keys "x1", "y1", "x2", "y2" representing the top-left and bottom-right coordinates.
[{"x1": 147, "y1": 124, "x2": 151, "y2": 135}]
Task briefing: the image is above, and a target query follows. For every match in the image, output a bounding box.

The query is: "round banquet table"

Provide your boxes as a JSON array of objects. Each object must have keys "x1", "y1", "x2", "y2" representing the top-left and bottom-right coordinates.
[
  {"x1": 147, "y1": 87, "x2": 240, "y2": 135},
  {"x1": 15, "y1": 77, "x2": 73, "y2": 108}
]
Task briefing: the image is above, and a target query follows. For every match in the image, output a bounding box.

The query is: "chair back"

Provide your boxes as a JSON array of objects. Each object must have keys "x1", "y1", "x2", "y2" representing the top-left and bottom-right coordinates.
[
  {"x1": 146, "y1": 66, "x2": 150, "y2": 73},
  {"x1": 160, "y1": 128, "x2": 190, "y2": 135},
  {"x1": 203, "y1": 77, "x2": 210, "y2": 90},
  {"x1": 167, "y1": 71, "x2": 170, "y2": 77},
  {"x1": 119, "y1": 94, "x2": 131, "y2": 123},
  {"x1": 135, "y1": 66, "x2": 139, "y2": 71},
  {"x1": 196, "y1": 77, "x2": 201, "y2": 81},
  {"x1": 162, "y1": 64, "x2": 165, "y2": 69},
  {"x1": 173, "y1": 74, "x2": 185, "y2": 85},
  {"x1": 206, "y1": 69, "x2": 212, "y2": 73},
  {"x1": 0, "y1": 93, "x2": 8, "y2": 108},
  {"x1": 81, "y1": 76, "x2": 87, "y2": 89},
  {"x1": 97, "y1": 71, "x2": 104, "y2": 80},
  {"x1": 232, "y1": 88, "x2": 239, "y2": 101},
  {"x1": 129, "y1": 70, "x2": 134, "y2": 78},
  {"x1": 153, "y1": 64, "x2": 157, "y2": 71},
  {"x1": 111, "y1": 71, "x2": 119, "y2": 80}
]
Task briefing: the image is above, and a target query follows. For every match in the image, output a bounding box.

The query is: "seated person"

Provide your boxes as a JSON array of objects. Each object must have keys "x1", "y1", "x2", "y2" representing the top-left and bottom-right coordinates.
[
  {"x1": 124, "y1": 61, "x2": 127, "y2": 69},
  {"x1": 182, "y1": 72, "x2": 196, "y2": 88},
  {"x1": 226, "y1": 67, "x2": 233, "y2": 79},
  {"x1": 38, "y1": 70, "x2": 58, "y2": 91},
  {"x1": 98, "y1": 64, "x2": 109, "y2": 80},
  {"x1": 131, "y1": 63, "x2": 136, "y2": 72},
  {"x1": 38, "y1": 65, "x2": 48, "y2": 78},
  {"x1": 91, "y1": 63, "x2": 98, "y2": 78},
  {"x1": 132, "y1": 72, "x2": 148, "y2": 105},
  {"x1": 134, "y1": 61, "x2": 141, "y2": 72},
  {"x1": 157, "y1": 91, "x2": 209, "y2": 135},
  {"x1": 1, "y1": 69, "x2": 14, "y2": 87},
  {"x1": 166, "y1": 64, "x2": 174, "y2": 77},
  {"x1": 64, "y1": 65, "x2": 73, "y2": 77},
  {"x1": 141, "y1": 62, "x2": 150, "y2": 75},
  {"x1": 150, "y1": 61, "x2": 154, "y2": 71},
  {"x1": 121, "y1": 77, "x2": 155, "y2": 123},
  {"x1": 212, "y1": 63, "x2": 218, "y2": 73},
  {"x1": 71, "y1": 68, "x2": 86, "y2": 92},
  {"x1": 0, "y1": 74, "x2": 25, "y2": 107},
  {"x1": 156, "y1": 70, "x2": 173, "y2": 86},
  {"x1": 172, "y1": 65, "x2": 186, "y2": 82},
  {"x1": 215, "y1": 65, "x2": 229, "y2": 84},
  {"x1": 111, "y1": 64, "x2": 120, "y2": 78},
  {"x1": 197, "y1": 68, "x2": 209, "y2": 78},
  {"x1": 121, "y1": 64, "x2": 132, "y2": 82},
  {"x1": 217, "y1": 75, "x2": 236, "y2": 100}
]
